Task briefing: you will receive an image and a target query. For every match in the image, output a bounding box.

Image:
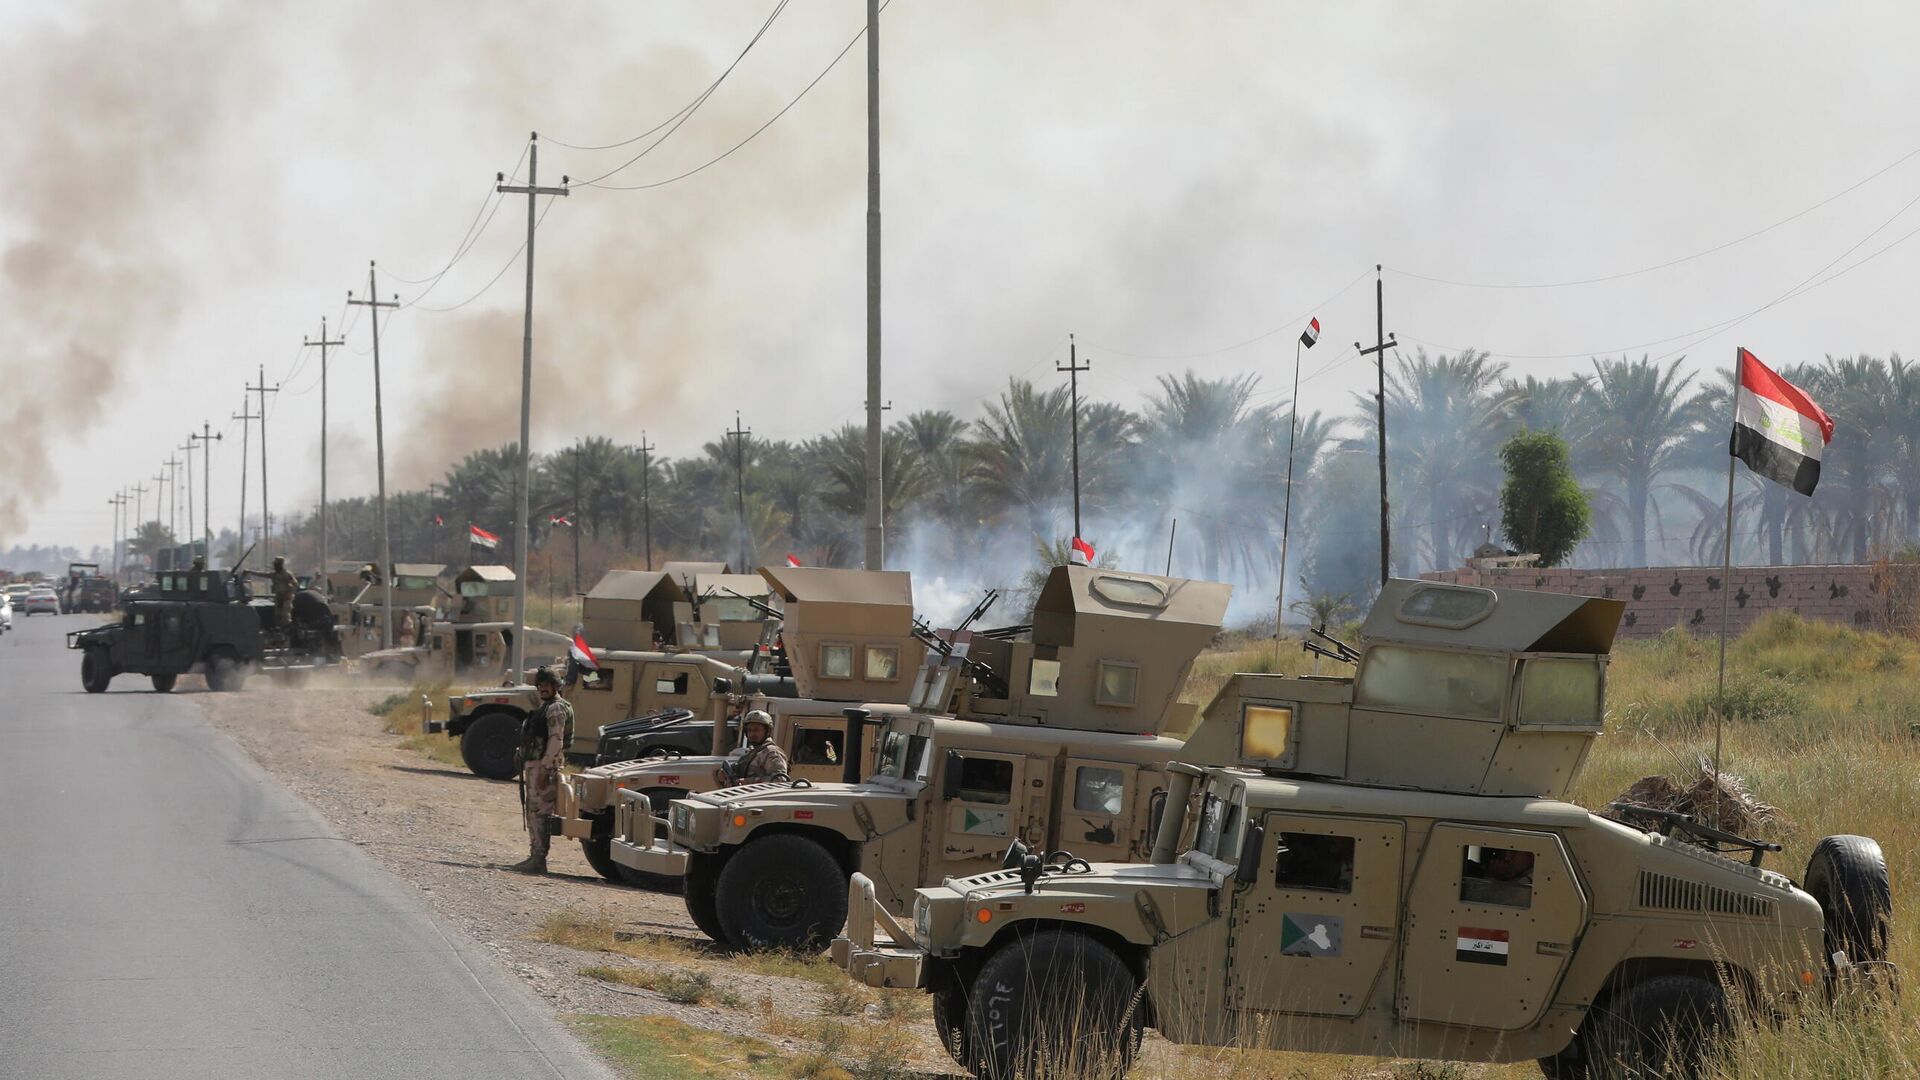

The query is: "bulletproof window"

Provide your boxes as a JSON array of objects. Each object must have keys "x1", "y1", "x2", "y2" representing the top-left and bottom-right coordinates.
[
  {"x1": 1356, "y1": 644, "x2": 1507, "y2": 721},
  {"x1": 654, "y1": 672, "x2": 689, "y2": 695},
  {"x1": 821, "y1": 644, "x2": 854, "y2": 679},
  {"x1": 1241, "y1": 705, "x2": 1295, "y2": 761},
  {"x1": 792, "y1": 726, "x2": 843, "y2": 766},
  {"x1": 1274, "y1": 832, "x2": 1356, "y2": 893},
  {"x1": 392, "y1": 574, "x2": 435, "y2": 591},
  {"x1": 1396, "y1": 584, "x2": 1496, "y2": 629},
  {"x1": 1216, "y1": 800, "x2": 1245, "y2": 860},
  {"x1": 1518, "y1": 658, "x2": 1603, "y2": 727},
  {"x1": 1089, "y1": 574, "x2": 1168, "y2": 609},
  {"x1": 130, "y1": 612, "x2": 146, "y2": 627},
  {"x1": 578, "y1": 664, "x2": 611, "y2": 691},
  {"x1": 1072, "y1": 766, "x2": 1125, "y2": 815},
  {"x1": 1028, "y1": 658, "x2": 1062, "y2": 697},
  {"x1": 1460, "y1": 845, "x2": 1535, "y2": 909},
  {"x1": 865, "y1": 645, "x2": 900, "y2": 680},
  {"x1": 458, "y1": 581, "x2": 488, "y2": 598},
  {"x1": 954, "y1": 756, "x2": 1013, "y2": 805},
  {"x1": 1094, "y1": 660, "x2": 1139, "y2": 707},
  {"x1": 1193, "y1": 793, "x2": 1225, "y2": 856},
  {"x1": 706, "y1": 597, "x2": 758, "y2": 623}
]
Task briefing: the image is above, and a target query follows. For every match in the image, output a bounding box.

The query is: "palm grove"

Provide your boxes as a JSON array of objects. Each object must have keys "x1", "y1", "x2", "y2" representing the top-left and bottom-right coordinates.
[{"x1": 187, "y1": 350, "x2": 1918, "y2": 621}]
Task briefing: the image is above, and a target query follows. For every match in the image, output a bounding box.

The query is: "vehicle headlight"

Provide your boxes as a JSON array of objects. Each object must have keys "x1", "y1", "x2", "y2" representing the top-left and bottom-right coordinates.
[{"x1": 671, "y1": 804, "x2": 691, "y2": 834}]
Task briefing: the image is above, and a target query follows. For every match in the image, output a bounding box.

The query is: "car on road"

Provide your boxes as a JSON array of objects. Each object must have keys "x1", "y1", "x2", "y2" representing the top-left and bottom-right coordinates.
[
  {"x1": 1, "y1": 592, "x2": 12, "y2": 633},
  {"x1": 23, "y1": 588, "x2": 61, "y2": 615}
]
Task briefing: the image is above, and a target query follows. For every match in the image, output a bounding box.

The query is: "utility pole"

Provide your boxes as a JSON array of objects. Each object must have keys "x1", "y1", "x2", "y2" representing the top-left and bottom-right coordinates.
[
  {"x1": 637, "y1": 433, "x2": 656, "y2": 571},
  {"x1": 1354, "y1": 265, "x2": 1397, "y2": 586},
  {"x1": 247, "y1": 365, "x2": 281, "y2": 546},
  {"x1": 191, "y1": 423, "x2": 222, "y2": 564},
  {"x1": 863, "y1": 0, "x2": 885, "y2": 571},
  {"x1": 426, "y1": 482, "x2": 439, "y2": 565},
  {"x1": 163, "y1": 454, "x2": 182, "y2": 540},
  {"x1": 348, "y1": 263, "x2": 401, "y2": 648},
  {"x1": 153, "y1": 470, "x2": 170, "y2": 563},
  {"x1": 108, "y1": 492, "x2": 127, "y2": 579},
  {"x1": 727, "y1": 413, "x2": 753, "y2": 572},
  {"x1": 1057, "y1": 333, "x2": 1091, "y2": 541},
  {"x1": 571, "y1": 444, "x2": 582, "y2": 597},
  {"x1": 178, "y1": 440, "x2": 195, "y2": 561},
  {"x1": 233, "y1": 398, "x2": 258, "y2": 566},
  {"x1": 306, "y1": 318, "x2": 344, "y2": 577},
  {"x1": 130, "y1": 483, "x2": 148, "y2": 569},
  {"x1": 497, "y1": 132, "x2": 570, "y2": 681}
]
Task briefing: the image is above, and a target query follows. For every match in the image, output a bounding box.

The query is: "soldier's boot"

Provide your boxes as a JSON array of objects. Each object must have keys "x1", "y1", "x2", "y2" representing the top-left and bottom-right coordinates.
[{"x1": 503, "y1": 854, "x2": 547, "y2": 874}]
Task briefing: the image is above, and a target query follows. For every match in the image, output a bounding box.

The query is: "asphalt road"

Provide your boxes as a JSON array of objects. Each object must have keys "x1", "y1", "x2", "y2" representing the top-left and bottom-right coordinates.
[{"x1": 0, "y1": 612, "x2": 616, "y2": 1080}]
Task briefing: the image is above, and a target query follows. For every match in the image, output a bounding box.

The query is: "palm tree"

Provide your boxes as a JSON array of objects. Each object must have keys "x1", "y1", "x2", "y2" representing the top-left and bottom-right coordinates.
[
  {"x1": 1808, "y1": 356, "x2": 1897, "y2": 563},
  {"x1": 962, "y1": 379, "x2": 1078, "y2": 543},
  {"x1": 1138, "y1": 371, "x2": 1283, "y2": 583},
  {"x1": 1582, "y1": 356, "x2": 1701, "y2": 567}
]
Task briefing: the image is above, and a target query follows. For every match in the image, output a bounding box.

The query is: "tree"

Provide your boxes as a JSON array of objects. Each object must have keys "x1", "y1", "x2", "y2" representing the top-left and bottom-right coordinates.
[
  {"x1": 1499, "y1": 431, "x2": 1590, "y2": 567},
  {"x1": 1583, "y1": 356, "x2": 1701, "y2": 566}
]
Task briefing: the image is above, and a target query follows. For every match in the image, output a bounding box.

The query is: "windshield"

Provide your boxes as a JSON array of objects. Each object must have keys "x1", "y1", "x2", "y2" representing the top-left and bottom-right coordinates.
[
  {"x1": 704, "y1": 597, "x2": 760, "y2": 623},
  {"x1": 874, "y1": 726, "x2": 929, "y2": 780},
  {"x1": 1192, "y1": 792, "x2": 1224, "y2": 856},
  {"x1": 458, "y1": 581, "x2": 489, "y2": 598}
]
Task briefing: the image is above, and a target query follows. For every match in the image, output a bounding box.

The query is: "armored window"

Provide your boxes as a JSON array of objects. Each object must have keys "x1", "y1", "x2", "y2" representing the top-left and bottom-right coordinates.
[
  {"x1": 1274, "y1": 832, "x2": 1355, "y2": 893},
  {"x1": 1028, "y1": 658, "x2": 1061, "y2": 697},
  {"x1": 1094, "y1": 661, "x2": 1139, "y2": 707},
  {"x1": 1460, "y1": 845, "x2": 1534, "y2": 909},
  {"x1": 1241, "y1": 705, "x2": 1294, "y2": 761},
  {"x1": 865, "y1": 645, "x2": 900, "y2": 680},
  {"x1": 1397, "y1": 584, "x2": 1495, "y2": 629},
  {"x1": 707, "y1": 597, "x2": 758, "y2": 623},
  {"x1": 1073, "y1": 766, "x2": 1125, "y2": 815},
  {"x1": 821, "y1": 644, "x2": 854, "y2": 679},
  {"x1": 954, "y1": 756, "x2": 1013, "y2": 805},
  {"x1": 792, "y1": 727, "x2": 843, "y2": 766},
  {"x1": 1089, "y1": 574, "x2": 1167, "y2": 609},
  {"x1": 1193, "y1": 793, "x2": 1225, "y2": 855},
  {"x1": 458, "y1": 581, "x2": 488, "y2": 598},
  {"x1": 130, "y1": 613, "x2": 146, "y2": 627},
  {"x1": 1356, "y1": 645, "x2": 1507, "y2": 721},
  {"x1": 654, "y1": 672, "x2": 689, "y2": 695},
  {"x1": 1215, "y1": 801, "x2": 1244, "y2": 860},
  {"x1": 1517, "y1": 658, "x2": 1602, "y2": 727},
  {"x1": 578, "y1": 665, "x2": 611, "y2": 691}
]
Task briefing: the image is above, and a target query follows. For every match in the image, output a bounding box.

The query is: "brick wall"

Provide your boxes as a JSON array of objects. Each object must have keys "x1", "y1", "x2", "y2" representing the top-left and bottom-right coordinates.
[{"x1": 1420, "y1": 564, "x2": 1884, "y2": 639}]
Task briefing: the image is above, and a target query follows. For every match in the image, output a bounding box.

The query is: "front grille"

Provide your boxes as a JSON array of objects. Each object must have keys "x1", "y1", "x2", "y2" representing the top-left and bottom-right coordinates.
[{"x1": 1638, "y1": 870, "x2": 1775, "y2": 917}]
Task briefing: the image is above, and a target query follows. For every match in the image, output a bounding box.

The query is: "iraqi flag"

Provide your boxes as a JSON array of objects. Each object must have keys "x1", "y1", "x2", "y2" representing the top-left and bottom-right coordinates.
[
  {"x1": 1299, "y1": 317, "x2": 1321, "y2": 349},
  {"x1": 549, "y1": 514, "x2": 573, "y2": 527},
  {"x1": 469, "y1": 524, "x2": 500, "y2": 550},
  {"x1": 784, "y1": 554, "x2": 803, "y2": 567},
  {"x1": 1069, "y1": 536, "x2": 1095, "y2": 567},
  {"x1": 569, "y1": 628, "x2": 600, "y2": 671},
  {"x1": 1731, "y1": 348, "x2": 1834, "y2": 496},
  {"x1": 1455, "y1": 926, "x2": 1510, "y2": 966}
]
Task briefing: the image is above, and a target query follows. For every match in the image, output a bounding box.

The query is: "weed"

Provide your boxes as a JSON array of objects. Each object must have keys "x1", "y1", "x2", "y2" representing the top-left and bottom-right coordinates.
[
  {"x1": 1678, "y1": 671, "x2": 1806, "y2": 726},
  {"x1": 821, "y1": 982, "x2": 868, "y2": 1017},
  {"x1": 652, "y1": 970, "x2": 714, "y2": 1005}
]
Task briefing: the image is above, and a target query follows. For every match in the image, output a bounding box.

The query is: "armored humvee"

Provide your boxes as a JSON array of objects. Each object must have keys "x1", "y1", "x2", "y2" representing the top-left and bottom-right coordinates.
[
  {"x1": 834, "y1": 579, "x2": 1895, "y2": 1079},
  {"x1": 332, "y1": 562, "x2": 449, "y2": 662},
  {"x1": 613, "y1": 564, "x2": 1232, "y2": 952},
  {"x1": 68, "y1": 567, "x2": 343, "y2": 692},
  {"x1": 62, "y1": 562, "x2": 117, "y2": 613}
]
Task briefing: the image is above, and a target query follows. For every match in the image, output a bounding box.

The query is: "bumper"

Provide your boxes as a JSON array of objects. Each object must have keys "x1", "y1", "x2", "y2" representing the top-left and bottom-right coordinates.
[
  {"x1": 830, "y1": 872, "x2": 930, "y2": 989},
  {"x1": 607, "y1": 788, "x2": 689, "y2": 877}
]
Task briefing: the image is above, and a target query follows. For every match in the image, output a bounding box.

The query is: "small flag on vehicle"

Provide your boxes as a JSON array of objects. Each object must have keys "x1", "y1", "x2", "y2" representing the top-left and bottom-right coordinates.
[
  {"x1": 569, "y1": 628, "x2": 599, "y2": 671},
  {"x1": 1299, "y1": 317, "x2": 1321, "y2": 349},
  {"x1": 1069, "y1": 536, "x2": 1095, "y2": 566},
  {"x1": 784, "y1": 554, "x2": 802, "y2": 567},
  {"x1": 469, "y1": 524, "x2": 500, "y2": 549},
  {"x1": 1731, "y1": 347, "x2": 1833, "y2": 496},
  {"x1": 549, "y1": 514, "x2": 573, "y2": 527}
]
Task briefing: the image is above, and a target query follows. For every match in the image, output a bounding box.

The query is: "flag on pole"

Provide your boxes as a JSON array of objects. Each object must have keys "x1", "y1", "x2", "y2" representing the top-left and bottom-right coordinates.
[
  {"x1": 1299, "y1": 317, "x2": 1321, "y2": 349},
  {"x1": 549, "y1": 514, "x2": 573, "y2": 527},
  {"x1": 570, "y1": 627, "x2": 600, "y2": 671},
  {"x1": 1731, "y1": 347, "x2": 1833, "y2": 496},
  {"x1": 432, "y1": 514, "x2": 444, "y2": 527},
  {"x1": 784, "y1": 554, "x2": 803, "y2": 567},
  {"x1": 1069, "y1": 536, "x2": 1095, "y2": 566},
  {"x1": 469, "y1": 524, "x2": 500, "y2": 549}
]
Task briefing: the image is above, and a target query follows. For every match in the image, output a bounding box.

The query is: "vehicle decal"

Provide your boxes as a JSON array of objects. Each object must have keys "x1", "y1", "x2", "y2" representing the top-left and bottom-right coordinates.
[
  {"x1": 1280, "y1": 913, "x2": 1343, "y2": 957},
  {"x1": 1059, "y1": 902, "x2": 1086, "y2": 914},
  {"x1": 1455, "y1": 926, "x2": 1510, "y2": 965},
  {"x1": 1673, "y1": 938, "x2": 1698, "y2": 950},
  {"x1": 953, "y1": 805, "x2": 1010, "y2": 836},
  {"x1": 794, "y1": 810, "x2": 814, "y2": 820}
]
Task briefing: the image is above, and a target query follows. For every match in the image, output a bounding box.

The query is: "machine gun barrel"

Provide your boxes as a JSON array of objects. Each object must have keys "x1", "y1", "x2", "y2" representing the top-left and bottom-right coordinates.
[
  {"x1": 1307, "y1": 623, "x2": 1360, "y2": 664},
  {"x1": 717, "y1": 587, "x2": 783, "y2": 621}
]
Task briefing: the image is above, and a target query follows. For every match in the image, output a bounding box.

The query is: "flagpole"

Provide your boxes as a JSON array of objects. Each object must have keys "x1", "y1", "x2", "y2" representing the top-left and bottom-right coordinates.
[
  {"x1": 1276, "y1": 335, "x2": 1304, "y2": 664},
  {"x1": 1714, "y1": 348, "x2": 1740, "y2": 829}
]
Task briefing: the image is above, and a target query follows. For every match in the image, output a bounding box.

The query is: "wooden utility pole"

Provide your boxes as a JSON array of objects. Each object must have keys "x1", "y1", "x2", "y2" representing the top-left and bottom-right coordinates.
[
  {"x1": 496, "y1": 132, "x2": 570, "y2": 681},
  {"x1": 1354, "y1": 265, "x2": 1397, "y2": 586},
  {"x1": 1057, "y1": 334, "x2": 1091, "y2": 541},
  {"x1": 152, "y1": 470, "x2": 170, "y2": 557},
  {"x1": 863, "y1": 0, "x2": 884, "y2": 571},
  {"x1": 130, "y1": 483, "x2": 148, "y2": 562},
  {"x1": 232, "y1": 398, "x2": 257, "y2": 563},
  {"x1": 108, "y1": 492, "x2": 128, "y2": 579},
  {"x1": 191, "y1": 423, "x2": 222, "y2": 563},
  {"x1": 571, "y1": 445, "x2": 582, "y2": 596},
  {"x1": 348, "y1": 264, "x2": 400, "y2": 647},
  {"x1": 727, "y1": 413, "x2": 753, "y2": 572},
  {"x1": 306, "y1": 317, "x2": 345, "y2": 577},
  {"x1": 637, "y1": 433, "x2": 656, "y2": 571},
  {"x1": 247, "y1": 365, "x2": 281, "y2": 546},
  {"x1": 163, "y1": 454, "x2": 182, "y2": 540},
  {"x1": 177, "y1": 441, "x2": 195, "y2": 561}
]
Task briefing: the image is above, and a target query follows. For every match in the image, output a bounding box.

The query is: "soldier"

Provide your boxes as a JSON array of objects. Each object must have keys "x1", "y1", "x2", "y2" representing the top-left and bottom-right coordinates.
[
  {"x1": 190, "y1": 555, "x2": 206, "y2": 571},
  {"x1": 506, "y1": 667, "x2": 573, "y2": 874},
  {"x1": 729, "y1": 710, "x2": 789, "y2": 785},
  {"x1": 246, "y1": 556, "x2": 299, "y2": 626}
]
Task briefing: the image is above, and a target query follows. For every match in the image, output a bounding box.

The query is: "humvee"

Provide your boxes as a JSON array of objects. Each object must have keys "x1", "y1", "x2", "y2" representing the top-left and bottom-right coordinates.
[
  {"x1": 68, "y1": 566, "x2": 343, "y2": 692},
  {"x1": 332, "y1": 562, "x2": 449, "y2": 661},
  {"x1": 62, "y1": 562, "x2": 117, "y2": 613},
  {"x1": 834, "y1": 579, "x2": 1895, "y2": 1079},
  {"x1": 613, "y1": 565, "x2": 1232, "y2": 952}
]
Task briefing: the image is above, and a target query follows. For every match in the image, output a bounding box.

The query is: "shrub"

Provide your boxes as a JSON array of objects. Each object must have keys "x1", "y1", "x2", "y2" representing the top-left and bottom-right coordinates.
[{"x1": 1678, "y1": 671, "x2": 1806, "y2": 726}]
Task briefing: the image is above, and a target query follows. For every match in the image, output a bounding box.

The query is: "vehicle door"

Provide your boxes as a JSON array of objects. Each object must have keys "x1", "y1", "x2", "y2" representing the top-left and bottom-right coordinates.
[
  {"x1": 1227, "y1": 813, "x2": 1406, "y2": 1019},
  {"x1": 155, "y1": 607, "x2": 198, "y2": 671},
  {"x1": 933, "y1": 748, "x2": 1031, "y2": 874},
  {"x1": 785, "y1": 715, "x2": 853, "y2": 783},
  {"x1": 1058, "y1": 758, "x2": 1139, "y2": 862},
  {"x1": 1397, "y1": 824, "x2": 1587, "y2": 1031}
]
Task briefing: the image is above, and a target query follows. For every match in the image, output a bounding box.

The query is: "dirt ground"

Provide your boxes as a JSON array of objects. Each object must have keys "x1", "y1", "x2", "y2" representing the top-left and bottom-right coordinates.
[{"x1": 193, "y1": 683, "x2": 965, "y2": 1078}]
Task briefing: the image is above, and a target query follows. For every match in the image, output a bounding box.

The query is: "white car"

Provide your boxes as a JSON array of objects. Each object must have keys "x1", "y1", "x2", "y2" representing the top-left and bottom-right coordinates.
[
  {"x1": 23, "y1": 588, "x2": 60, "y2": 615},
  {"x1": 0, "y1": 593, "x2": 11, "y2": 632}
]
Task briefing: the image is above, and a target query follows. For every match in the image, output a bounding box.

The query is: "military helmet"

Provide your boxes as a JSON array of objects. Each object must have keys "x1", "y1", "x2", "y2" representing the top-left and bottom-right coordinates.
[
  {"x1": 742, "y1": 709, "x2": 773, "y2": 733},
  {"x1": 272, "y1": 555, "x2": 287, "y2": 569}
]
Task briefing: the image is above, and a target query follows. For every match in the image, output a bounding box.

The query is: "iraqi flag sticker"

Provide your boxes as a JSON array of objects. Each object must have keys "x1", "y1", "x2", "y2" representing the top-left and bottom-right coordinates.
[{"x1": 1455, "y1": 927, "x2": 1510, "y2": 966}]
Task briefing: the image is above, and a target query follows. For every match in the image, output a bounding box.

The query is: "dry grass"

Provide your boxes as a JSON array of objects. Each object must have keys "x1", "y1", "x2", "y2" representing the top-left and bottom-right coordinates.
[{"x1": 367, "y1": 681, "x2": 466, "y2": 767}]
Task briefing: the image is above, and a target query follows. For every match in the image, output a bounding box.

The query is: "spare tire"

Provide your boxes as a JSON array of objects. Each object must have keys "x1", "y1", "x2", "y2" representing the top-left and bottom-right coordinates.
[
  {"x1": 459, "y1": 710, "x2": 522, "y2": 780},
  {"x1": 1805, "y1": 835, "x2": 1892, "y2": 965}
]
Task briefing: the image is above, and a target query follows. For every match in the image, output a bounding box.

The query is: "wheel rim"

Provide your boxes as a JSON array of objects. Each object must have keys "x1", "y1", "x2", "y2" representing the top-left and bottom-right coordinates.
[{"x1": 751, "y1": 877, "x2": 809, "y2": 926}]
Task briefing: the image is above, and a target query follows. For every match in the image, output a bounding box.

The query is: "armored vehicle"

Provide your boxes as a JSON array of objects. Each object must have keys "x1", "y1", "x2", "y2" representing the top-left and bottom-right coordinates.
[
  {"x1": 834, "y1": 580, "x2": 1895, "y2": 1079},
  {"x1": 62, "y1": 562, "x2": 117, "y2": 613},
  {"x1": 67, "y1": 566, "x2": 343, "y2": 692},
  {"x1": 614, "y1": 565, "x2": 1232, "y2": 951}
]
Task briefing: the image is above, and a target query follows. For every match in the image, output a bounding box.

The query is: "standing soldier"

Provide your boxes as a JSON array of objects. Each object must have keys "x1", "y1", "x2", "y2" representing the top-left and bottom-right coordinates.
[
  {"x1": 728, "y1": 710, "x2": 789, "y2": 785},
  {"x1": 506, "y1": 667, "x2": 573, "y2": 874}
]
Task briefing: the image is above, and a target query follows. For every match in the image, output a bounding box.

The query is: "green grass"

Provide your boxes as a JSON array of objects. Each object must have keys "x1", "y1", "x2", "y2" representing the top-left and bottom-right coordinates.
[
  {"x1": 368, "y1": 681, "x2": 465, "y2": 767},
  {"x1": 567, "y1": 1015, "x2": 794, "y2": 1079}
]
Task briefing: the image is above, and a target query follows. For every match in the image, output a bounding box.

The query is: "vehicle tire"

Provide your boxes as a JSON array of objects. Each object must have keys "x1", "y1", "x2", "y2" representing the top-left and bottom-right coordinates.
[
  {"x1": 207, "y1": 651, "x2": 248, "y2": 692},
  {"x1": 1804, "y1": 835, "x2": 1893, "y2": 966},
  {"x1": 965, "y1": 928, "x2": 1143, "y2": 1080},
  {"x1": 685, "y1": 853, "x2": 729, "y2": 945},
  {"x1": 931, "y1": 975, "x2": 972, "y2": 1069},
  {"x1": 579, "y1": 837, "x2": 623, "y2": 883},
  {"x1": 81, "y1": 648, "x2": 112, "y2": 693},
  {"x1": 151, "y1": 673, "x2": 177, "y2": 693},
  {"x1": 458, "y1": 711, "x2": 522, "y2": 780},
  {"x1": 1575, "y1": 974, "x2": 1729, "y2": 1080},
  {"x1": 713, "y1": 834, "x2": 845, "y2": 951}
]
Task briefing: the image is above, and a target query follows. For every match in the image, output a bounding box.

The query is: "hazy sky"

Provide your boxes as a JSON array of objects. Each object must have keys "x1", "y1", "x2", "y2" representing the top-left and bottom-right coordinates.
[{"x1": 5, "y1": 1, "x2": 1919, "y2": 551}]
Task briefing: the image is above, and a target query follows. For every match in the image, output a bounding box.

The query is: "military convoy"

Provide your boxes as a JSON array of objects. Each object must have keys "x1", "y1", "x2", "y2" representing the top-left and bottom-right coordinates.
[
  {"x1": 834, "y1": 579, "x2": 1896, "y2": 1079},
  {"x1": 612, "y1": 564, "x2": 1232, "y2": 952},
  {"x1": 61, "y1": 562, "x2": 117, "y2": 613}
]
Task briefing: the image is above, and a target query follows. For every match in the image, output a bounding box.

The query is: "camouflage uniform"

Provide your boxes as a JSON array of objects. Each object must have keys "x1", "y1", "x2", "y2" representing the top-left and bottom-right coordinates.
[
  {"x1": 733, "y1": 739, "x2": 790, "y2": 784},
  {"x1": 521, "y1": 694, "x2": 574, "y2": 862},
  {"x1": 270, "y1": 567, "x2": 298, "y2": 627}
]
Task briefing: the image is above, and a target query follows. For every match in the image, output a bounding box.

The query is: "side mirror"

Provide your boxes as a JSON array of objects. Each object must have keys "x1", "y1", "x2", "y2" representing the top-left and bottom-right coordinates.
[
  {"x1": 1235, "y1": 825, "x2": 1266, "y2": 885},
  {"x1": 942, "y1": 750, "x2": 964, "y2": 801}
]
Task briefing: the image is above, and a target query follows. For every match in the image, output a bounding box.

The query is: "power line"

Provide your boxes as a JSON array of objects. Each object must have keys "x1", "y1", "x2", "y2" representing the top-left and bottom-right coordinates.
[
  {"x1": 1389, "y1": 143, "x2": 1920, "y2": 290},
  {"x1": 407, "y1": 195, "x2": 560, "y2": 313}
]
